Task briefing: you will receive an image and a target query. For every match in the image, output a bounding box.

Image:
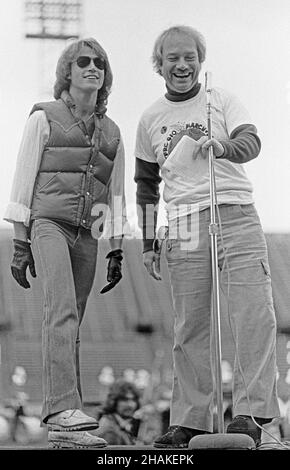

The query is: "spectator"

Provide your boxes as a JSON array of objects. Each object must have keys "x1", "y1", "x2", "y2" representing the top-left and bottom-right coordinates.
[{"x1": 95, "y1": 379, "x2": 141, "y2": 445}]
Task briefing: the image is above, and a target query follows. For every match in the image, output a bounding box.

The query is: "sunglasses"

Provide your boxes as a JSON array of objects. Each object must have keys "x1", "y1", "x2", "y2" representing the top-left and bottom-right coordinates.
[{"x1": 75, "y1": 56, "x2": 105, "y2": 70}]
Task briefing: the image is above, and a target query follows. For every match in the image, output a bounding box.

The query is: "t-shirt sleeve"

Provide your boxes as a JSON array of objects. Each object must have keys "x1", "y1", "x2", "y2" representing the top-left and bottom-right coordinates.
[
  {"x1": 222, "y1": 90, "x2": 254, "y2": 136},
  {"x1": 216, "y1": 89, "x2": 261, "y2": 164},
  {"x1": 134, "y1": 118, "x2": 157, "y2": 163}
]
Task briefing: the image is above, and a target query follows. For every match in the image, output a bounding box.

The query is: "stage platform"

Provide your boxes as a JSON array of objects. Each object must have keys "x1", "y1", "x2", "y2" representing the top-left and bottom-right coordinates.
[
  {"x1": 0, "y1": 442, "x2": 288, "y2": 468},
  {"x1": 0, "y1": 441, "x2": 288, "y2": 450}
]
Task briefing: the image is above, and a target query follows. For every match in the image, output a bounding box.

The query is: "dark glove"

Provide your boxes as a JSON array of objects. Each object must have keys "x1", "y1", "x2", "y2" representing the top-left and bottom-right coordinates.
[
  {"x1": 100, "y1": 249, "x2": 123, "y2": 294},
  {"x1": 153, "y1": 225, "x2": 168, "y2": 255},
  {"x1": 11, "y1": 239, "x2": 36, "y2": 289}
]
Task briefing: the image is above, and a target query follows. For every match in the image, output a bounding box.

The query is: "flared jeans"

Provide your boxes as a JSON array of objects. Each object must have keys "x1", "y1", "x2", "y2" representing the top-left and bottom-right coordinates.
[
  {"x1": 165, "y1": 204, "x2": 280, "y2": 431},
  {"x1": 31, "y1": 219, "x2": 98, "y2": 423}
]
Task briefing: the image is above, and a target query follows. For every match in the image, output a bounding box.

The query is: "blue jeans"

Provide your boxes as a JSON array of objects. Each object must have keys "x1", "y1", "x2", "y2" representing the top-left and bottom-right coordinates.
[
  {"x1": 165, "y1": 204, "x2": 280, "y2": 432},
  {"x1": 30, "y1": 219, "x2": 98, "y2": 423}
]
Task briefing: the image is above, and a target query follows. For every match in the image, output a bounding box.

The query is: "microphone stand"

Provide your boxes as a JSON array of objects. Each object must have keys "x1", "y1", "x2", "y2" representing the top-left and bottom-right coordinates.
[
  {"x1": 206, "y1": 71, "x2": 224, "y2": 435},
  {"x1": 188, "y1": 73, "x2": 255, "y2": 450}
]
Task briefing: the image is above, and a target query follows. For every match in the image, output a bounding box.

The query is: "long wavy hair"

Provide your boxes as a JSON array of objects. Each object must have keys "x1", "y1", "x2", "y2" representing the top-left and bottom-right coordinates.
[
  {"x1": 102, "y1": 379, "x2": 141, "y2": 414},
  {"x1": 53, "y1": 37, "x2": 113, "y2": 115},
  {"x1": 152, "y1": 25, "x2": 206, "y2": 76}
]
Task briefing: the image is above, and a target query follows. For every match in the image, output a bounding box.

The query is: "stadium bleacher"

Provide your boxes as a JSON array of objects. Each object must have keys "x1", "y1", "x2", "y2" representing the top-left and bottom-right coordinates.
[{"x1": 0, "y1": 230, "x2": 290, "y2": 404}]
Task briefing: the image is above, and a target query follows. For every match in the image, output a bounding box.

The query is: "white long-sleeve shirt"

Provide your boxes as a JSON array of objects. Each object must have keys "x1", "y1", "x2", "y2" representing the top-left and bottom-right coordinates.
[{"x1": 4, "y1": 110, "x2": 127, "y2": 237}]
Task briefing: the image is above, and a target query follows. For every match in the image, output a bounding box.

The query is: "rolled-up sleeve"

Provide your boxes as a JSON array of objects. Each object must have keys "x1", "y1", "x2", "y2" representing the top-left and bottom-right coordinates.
[
  {"x1": 3, "y1": 111, "x2": 49, "y2": 226},
  {"x1": 103, "y1": 137, "x2": 128, "y2": 238}
]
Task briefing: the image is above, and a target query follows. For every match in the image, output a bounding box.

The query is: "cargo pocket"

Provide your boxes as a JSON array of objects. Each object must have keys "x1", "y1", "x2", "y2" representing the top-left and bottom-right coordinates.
[{"x1": 221, "y1": 257, "x2": 273, "y2": 309}]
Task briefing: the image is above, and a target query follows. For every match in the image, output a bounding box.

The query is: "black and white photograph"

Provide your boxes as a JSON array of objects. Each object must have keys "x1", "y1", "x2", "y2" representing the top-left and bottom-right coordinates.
[{"x1": 0, "y1": 0, "x2": 289, "y2": 464}]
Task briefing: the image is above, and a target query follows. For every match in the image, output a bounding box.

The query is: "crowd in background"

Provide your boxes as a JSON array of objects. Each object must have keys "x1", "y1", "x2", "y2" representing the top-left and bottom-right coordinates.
[{"x1": 0, "y1": 364, "x2": 290, "y2": 446}]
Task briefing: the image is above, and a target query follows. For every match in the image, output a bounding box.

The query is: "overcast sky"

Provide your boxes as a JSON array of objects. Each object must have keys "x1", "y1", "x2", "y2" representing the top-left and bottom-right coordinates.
[{"x1": 0, "y1": 0, "x2": 289, "y2": 232}]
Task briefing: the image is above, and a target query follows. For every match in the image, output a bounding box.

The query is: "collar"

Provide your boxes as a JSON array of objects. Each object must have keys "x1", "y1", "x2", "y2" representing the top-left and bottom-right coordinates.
[
  {"x1": 60, "y1": 90, "x2": 97, "y2": 138},
  {"x1": 60, "y1": 90, "x2": 103, "y2": 118},
  {"x1": 165, "y1": 82, "x2": 201, "y2": 102},
  {"x1": 60, "y1": 90, "x2": 76, "y2": 110}
]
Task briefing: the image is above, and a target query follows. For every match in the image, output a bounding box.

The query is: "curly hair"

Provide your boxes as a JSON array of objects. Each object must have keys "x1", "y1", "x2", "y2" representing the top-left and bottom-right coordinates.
[
  {"x1": 53, "y1": 37, "x2": 113, "y2": 115},
  {"x1": 102, "y1": 379, "x2": 141, "y2": 414},
  {"x1": 152, "y1": 25, "x2": 206, "y2": 76}
]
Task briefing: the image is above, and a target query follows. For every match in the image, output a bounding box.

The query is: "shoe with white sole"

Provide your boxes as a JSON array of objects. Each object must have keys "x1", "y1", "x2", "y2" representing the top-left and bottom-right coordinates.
[
  {"x1": 48, "y1": 430, "x2": 107, "y2": 449},
  {"x1": 47, "y1": 409, "x2": 99, "y2": 432}
]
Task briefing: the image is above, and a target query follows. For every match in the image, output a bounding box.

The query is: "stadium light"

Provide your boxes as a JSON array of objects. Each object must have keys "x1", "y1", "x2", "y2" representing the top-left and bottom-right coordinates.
[{"x1": 24, "y1": 0, "x2": 82, "y2": 40}]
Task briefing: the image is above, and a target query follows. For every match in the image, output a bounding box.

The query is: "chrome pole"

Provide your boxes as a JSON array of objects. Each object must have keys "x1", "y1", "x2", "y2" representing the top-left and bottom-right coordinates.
[{"x1": 205, "y1": 71, "x2": 224, "y2": 434}]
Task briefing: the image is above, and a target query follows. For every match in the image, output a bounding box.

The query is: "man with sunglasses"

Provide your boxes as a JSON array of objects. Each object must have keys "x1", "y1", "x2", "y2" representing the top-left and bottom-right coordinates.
[{"x1": 4, "y1": 38, "x2": 127, "y2": 449}]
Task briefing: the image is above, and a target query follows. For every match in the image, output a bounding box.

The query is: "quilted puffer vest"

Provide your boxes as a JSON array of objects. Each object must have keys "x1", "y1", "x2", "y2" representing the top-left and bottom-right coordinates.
[{"x1": 30, "y1": 96, "x2": 120, "y2": 230}]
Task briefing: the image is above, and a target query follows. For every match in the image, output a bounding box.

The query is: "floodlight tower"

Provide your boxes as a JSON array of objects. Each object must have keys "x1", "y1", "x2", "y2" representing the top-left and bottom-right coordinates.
[{"x1": 24, "y1": 0, "x2": 83, "y2": 98}]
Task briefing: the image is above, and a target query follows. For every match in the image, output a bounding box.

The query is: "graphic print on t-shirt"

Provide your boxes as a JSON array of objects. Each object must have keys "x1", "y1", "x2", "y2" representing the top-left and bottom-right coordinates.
[
  {"x1": 163, "y1": 121, "x2": 208, "y2": 159},
  {"x1": 161, "y1": 121, "x2": 209, "y2": 180}
]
